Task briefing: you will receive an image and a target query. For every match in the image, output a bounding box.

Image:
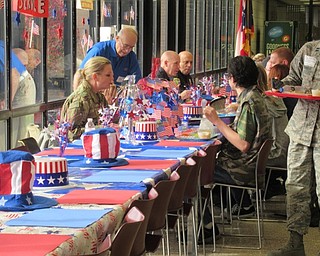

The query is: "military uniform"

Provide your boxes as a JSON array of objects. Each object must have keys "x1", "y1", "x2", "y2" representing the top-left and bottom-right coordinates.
[
  {"x1": 265, "y1": 96, "x2": 289, "y2": 168},
  {"x1": 281, "y1": 40, "x2": 320, "y2": 235},
  {"x1": 61, "y1": 80, "x2": 108, "y2": 140},
  {"x1": 217, "y1": 85, "x2": 272, "y2": 188}
]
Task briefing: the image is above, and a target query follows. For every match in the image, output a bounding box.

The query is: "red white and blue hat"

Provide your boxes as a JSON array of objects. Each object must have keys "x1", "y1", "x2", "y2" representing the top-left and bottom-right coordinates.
[
  {"x1": 69, "y1": 128, "x2": 128, "y2": 168},
  {"x1": 0, "y1": 150, "x2": 58, "y2": 211}
]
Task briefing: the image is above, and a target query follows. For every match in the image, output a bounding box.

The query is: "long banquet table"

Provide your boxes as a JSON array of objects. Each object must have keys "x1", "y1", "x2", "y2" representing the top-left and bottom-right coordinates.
[{"x1": 0, "y1": 139, "x2": 215, "y2": 255}]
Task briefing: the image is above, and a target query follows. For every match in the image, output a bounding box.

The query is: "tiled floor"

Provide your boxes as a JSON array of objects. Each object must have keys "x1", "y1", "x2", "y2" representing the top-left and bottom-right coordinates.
[{"x1": 153, "y1": 195, "x2": 320, "y2": 255}]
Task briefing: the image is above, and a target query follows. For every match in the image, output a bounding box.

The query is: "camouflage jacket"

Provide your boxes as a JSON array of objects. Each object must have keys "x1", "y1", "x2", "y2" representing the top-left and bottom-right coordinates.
[
  {"x1": 217, "y1": 86, "x2": 272, "y2": 187},
  {"x1": 61, "y1": 80, "x2": 108, "y2": 140},
  {"x1": 282, "y1": 40, "x2": 320, "y2": 147}
]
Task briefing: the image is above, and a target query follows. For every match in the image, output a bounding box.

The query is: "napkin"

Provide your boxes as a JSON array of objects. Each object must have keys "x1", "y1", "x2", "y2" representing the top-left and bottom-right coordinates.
[
  {"x1": 6, "y1": 208, "x2": 112, "y2": 228},
  {"x1": 0, "y1": 234, "x2": 71, "y2": 256},
  {"x1": 81, "y1": 170, "x2": 163, "y2": 183},
  {"x1": 36, "y1": 148, "x2": 85, "y2": 156},
  {"x1": 155, "y1": 140, "x2": 208, "y2": 147},
  {"x1": 125, "y1": 148, "x2": 195, "y2": 159},
  {"x1": 111, "y1": 159, "x2": 180, "y2": 170},
  {"x1": 57, "y1": 189, "x2": 141, "y2": 205}
]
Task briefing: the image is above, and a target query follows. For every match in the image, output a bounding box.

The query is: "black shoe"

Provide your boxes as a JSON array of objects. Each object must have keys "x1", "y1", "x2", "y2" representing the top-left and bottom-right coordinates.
[
  {"x1": 198, "y1": 225, "x2": 220, "y2": 245},
  {"x1": 229, "y1": 204, "x2": 255, "y2": 217}
]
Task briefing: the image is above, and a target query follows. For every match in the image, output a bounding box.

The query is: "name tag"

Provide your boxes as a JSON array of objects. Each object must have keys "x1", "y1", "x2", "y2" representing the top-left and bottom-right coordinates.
[
  {"x1": 116, "y1": 76, "x2": 125, "y2": 83},
  {"x1": 304, "y1": 55, "x2": 317, "y2": 67}
]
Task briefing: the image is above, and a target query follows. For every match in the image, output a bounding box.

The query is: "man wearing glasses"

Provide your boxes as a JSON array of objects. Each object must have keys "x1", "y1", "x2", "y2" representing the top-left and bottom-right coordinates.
[{"x1": 73, "y1": 27, "x2": 142, "y2": 103}]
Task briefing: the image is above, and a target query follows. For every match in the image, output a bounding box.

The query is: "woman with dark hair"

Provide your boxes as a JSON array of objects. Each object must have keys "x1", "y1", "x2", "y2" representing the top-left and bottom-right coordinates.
[{"x1": 204, "y1": 56, "x2": 272, "y2": 217}]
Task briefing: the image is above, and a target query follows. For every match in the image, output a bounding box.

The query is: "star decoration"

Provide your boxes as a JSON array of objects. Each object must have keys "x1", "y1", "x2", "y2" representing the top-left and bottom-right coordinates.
[
  {"x1": 128, "y1": 111, "x2": 135, "y2": 118},
  {"x1": 0, "y1": 197, "x2": 7, "y2": 206},
  {"x1": 135, "y1": 98, "x2": 143, "y2": 105},
  {"x1": 26, "y1": 195, "x2": 33, "y2": 205},
  {"x1": 15, "y1": 12, "x2": 21, "y2": 26},
  {"x1": 147, "y1": 134, "x2": 152, "y2": 139},
  {"x1": 140, "y1": 134, "x2": 145, "y2": 140},
  {"x1": 37, "y1": 176, "x2": 45, "y2": 185},
  {"x1": 57, "y1": 175, "x2": 65, "y2": 183},
  {"x1": 48, "y1": 176, "x2": 56, "y2": 185}
]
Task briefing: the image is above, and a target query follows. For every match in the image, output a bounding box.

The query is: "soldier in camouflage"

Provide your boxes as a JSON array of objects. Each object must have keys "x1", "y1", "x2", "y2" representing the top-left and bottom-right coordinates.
[
  {"x1": 204, "y1": 56, "x2": 272, "y2": 214},
  {"x1": 267, "y1": 41, "x2": 320, "y2": 256},
  {"x1": 61, "y1": 56, "x2": 113, "y2": 140}
]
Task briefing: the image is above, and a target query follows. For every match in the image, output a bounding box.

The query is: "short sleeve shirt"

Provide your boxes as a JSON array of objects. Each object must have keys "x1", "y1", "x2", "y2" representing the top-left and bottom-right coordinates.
[{"x1": 79, "y1": 40, "x2": 142, "y2": 85}]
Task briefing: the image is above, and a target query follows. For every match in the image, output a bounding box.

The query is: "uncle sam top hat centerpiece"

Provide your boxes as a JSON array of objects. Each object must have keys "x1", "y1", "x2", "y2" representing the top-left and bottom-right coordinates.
[
  {"x1": 0, "y1": 150, "x2": 57, "y2": 211},
  {"x1": 69, "y1": 127, "x2": 129, "y2": 168}
]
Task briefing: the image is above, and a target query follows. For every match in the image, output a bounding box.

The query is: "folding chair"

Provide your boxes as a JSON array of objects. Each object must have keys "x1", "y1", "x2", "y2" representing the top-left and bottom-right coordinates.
[
  {"x1": 97, "y1": 206, "x2": 145, "y2": 256},
  {"x1": 213, "y1": 139, "x2": 274, "y2": 249},
  {"x1": 145, "y1": 173, "x2": 179, "y2": 255}
]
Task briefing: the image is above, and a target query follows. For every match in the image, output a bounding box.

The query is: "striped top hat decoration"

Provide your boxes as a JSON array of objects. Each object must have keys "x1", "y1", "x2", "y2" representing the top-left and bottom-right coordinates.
[
  {"x1": 0, "y1": 150, "x2": 57, "y2": 211},
  {"x1": 69, "y1": 128, "x2": 128, "y2": 168}
]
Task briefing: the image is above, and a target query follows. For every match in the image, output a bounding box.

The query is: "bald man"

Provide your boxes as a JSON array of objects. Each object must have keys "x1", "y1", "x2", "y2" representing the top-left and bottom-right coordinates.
[
  {"x1": 74, "y1": 27, "x2": 141, "y2": 89},
  {"x1": 156, "y1": 50, "x2": 191, "y2": 101},
  {"x1": 177, "y1": 51, "x2": 194, "y2": 92},
  {"x1": 156, "y1": 50, "x2": 180, "y2": 80}
]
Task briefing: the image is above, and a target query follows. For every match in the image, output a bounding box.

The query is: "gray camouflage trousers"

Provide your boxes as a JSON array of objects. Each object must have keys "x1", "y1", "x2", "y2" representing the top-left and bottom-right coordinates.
[{"x1": 286, "y1": 140, "x2": 320, "y2": 235}]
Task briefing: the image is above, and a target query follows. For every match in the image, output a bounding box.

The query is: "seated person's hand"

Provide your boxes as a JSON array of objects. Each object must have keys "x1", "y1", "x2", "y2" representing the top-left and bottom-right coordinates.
[
  {"x1": 179, "y1": 90, "x2": 192, "y2": 100},
  {"x1": 104, "y1": 84, "x2": 117, "y2": 105},
  {"x1": 225, "y1": 102, "x2": 238, "y2": 113},
  {"x1": 203, "y1": 106, "x2": 219, "y2": 125}
]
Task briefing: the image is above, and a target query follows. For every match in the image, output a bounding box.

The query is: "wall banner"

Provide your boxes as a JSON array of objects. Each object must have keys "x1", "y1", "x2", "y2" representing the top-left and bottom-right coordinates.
[
  {"x1": 14, "y1": 0, "x2": 49, "y2": 18},
  {"x1": 265, "y1": 21, "x2": 297, "y2": 56}
]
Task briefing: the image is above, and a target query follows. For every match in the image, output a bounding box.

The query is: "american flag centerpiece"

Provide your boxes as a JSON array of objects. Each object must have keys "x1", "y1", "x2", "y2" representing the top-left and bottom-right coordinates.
[
  {"x1": 117, "y1": 75, "x2": 141, "y2": 145},
  {"x1": 52, "y1": 120, "x2": 72, "y2": 156},
  {"x1": 98, "y1": 105, "x2": 118, "y2": 128},
  {"x1": 136, "y1": 76, "x2": 185, "y2": 139},
  {"x1": 199, "y1": 76, "x2": 215, "y2": 97}
]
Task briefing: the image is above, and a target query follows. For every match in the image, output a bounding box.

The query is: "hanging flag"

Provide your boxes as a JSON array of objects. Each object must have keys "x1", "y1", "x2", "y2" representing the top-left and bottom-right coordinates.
[
  {"x1": 103, "y1": 2, "x2": 108, "y2": 17},
  {"x1": 130, "y1": 6, "x2": 135, "y2": 21},
  {"x1": 87, "y1": 35, "x2": 94, "y2": 51},
  {"x1": 235, "y1": 0, "x2": 254, "y2": 57},
  {"x1": 32, "y1": 21, "x2": 40, "y2": 35}
]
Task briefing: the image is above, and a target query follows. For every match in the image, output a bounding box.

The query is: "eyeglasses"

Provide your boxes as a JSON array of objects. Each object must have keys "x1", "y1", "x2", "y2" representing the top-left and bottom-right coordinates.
[
  {"x1": 223, "y1": 73, "x2": 232, "y2": 80},
  {"x1": 119, "y1": 37, "x2": 135, "y2": 51}
]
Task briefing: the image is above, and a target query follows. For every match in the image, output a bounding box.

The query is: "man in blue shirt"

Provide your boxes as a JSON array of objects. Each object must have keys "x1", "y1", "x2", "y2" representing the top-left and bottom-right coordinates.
[{"x1": 73, "y1": 27, "x2": 142, "y2": 93}]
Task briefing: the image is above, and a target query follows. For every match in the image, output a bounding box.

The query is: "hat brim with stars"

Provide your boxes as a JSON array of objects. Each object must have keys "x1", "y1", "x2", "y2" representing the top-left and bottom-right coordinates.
[
  {"x1": 0, "y1": 192, "x2": 57, "y2": 211},
  {"x1": 0, "y1": 150, "x2": 58, "y2": 212}
]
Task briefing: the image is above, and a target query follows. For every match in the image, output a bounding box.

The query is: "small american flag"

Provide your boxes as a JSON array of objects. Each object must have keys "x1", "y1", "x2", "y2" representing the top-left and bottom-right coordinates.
[
  {"x1": 130, "y1": 6, "x2": 135, "y2": 20},
  {"x1": 32, "y1": 21, "x2": 40, "y2": 35},
  {"x1": 162, "y1": 107, "x2": 171, "y2": 118},
  {"x1": 87, "y1": 35, "x2": 94, "y2": 50},
  {"x1": 103, "y1": 2, "x2": 108, "y2": 17},
  {"x1": 81, "y1": 33, "x2": 88, "y2": 48},
  {"x1": 158, "y1": 126, "x2": 174, "y2": 138},
  {"x1": 150, "y1": 109, "x2": 162, "y2": 120}
]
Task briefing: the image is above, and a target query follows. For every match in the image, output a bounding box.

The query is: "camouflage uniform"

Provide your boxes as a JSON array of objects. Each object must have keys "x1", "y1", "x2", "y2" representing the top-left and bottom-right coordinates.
[
  {"x1": 265, "y1": 96, "x2": 289, "y2": 168},
  {"x1": 61, "y1": 80, "x2": 108, "y2": 140},
  {"x1": 217, "y1": 85, "x2": 272, "y2": 187},
  {"x1": 282, "y1": 40, "x2": 320, "y2": 234}
]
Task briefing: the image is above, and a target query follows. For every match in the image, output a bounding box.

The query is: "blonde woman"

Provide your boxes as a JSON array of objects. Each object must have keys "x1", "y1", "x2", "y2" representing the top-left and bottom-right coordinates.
[{"x1": 61, "y1": 56, "x2": 114, "y2": 140}]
